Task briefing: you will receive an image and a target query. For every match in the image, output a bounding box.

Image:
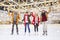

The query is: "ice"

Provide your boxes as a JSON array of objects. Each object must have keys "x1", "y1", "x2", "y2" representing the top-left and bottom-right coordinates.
[{"x1": 0, "y1": 24, "x2": 60, "y2": 40}]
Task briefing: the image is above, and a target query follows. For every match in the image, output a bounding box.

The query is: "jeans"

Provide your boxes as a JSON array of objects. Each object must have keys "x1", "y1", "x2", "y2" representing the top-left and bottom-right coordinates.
[
  {"x1": 34, "y1": 23, "x2": 38, "y2": 32},
  {"x1": 42, "y1": 21, "x2": 47, "y2": 35},
  {"x1": 11, "y1": 21, "x2": 18, "y2": 34},
  {"x1": 42, "y1": 21, "x2": 47, "y2": 32},
  {"x1": 25, "y1": 23, "x2": 30, "y2": 33}
]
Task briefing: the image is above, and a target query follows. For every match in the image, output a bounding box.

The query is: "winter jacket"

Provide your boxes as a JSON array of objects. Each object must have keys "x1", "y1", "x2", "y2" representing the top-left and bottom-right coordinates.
[
  {"x1": 31, "y1": 14, "x2": 40, "y2": 26},
  {"x1": 8, "y1": 12, "x2": 20, "y2": 24},
  {"x1": 23, "y1": 13, "x2": 31, "y2": 26}
]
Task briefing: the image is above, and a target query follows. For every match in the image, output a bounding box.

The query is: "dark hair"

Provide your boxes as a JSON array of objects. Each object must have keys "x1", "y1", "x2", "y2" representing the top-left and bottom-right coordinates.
[
  {"x1": 10, "y1": 11, "x2": 13, "y2": 13},
  {"x1": 26, "y1": 11, "x2": 28, "y2": 13}
]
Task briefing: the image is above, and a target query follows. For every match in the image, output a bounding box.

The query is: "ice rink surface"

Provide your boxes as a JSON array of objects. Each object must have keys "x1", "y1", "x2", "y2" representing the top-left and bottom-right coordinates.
[{"x1": 0, "y1": 24, "x2": 60, "y2": 40}]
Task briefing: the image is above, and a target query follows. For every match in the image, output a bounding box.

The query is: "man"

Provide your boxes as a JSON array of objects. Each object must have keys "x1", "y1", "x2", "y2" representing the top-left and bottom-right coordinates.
[
  {"x1": 8, "y1": 11, "x2": 20, "y2": 35},
  {"x1": 22, "y1": 11, "x2": 31, "y2": 34}
]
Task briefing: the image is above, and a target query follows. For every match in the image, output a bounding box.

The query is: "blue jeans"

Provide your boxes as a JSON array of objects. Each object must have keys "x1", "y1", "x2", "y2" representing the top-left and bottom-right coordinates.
[{"x1": 25, "y1": 23, "x2": 30, "y2": 33}]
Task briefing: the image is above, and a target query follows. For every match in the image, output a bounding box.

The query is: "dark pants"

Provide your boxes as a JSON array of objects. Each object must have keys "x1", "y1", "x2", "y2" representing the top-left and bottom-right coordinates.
[
  {"x1": 11, "y1": 21, "x2": 18, "y2": 34},
  {"x1": 34, "y1": 23, "x2": 38, "y2": 32},
  {"x1": 25, "y1": 23, "x2": 30, "y2": 33}
]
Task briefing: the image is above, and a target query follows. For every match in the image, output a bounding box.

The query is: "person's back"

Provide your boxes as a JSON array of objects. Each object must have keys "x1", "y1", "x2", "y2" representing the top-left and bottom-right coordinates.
[
  {"x1": 41, "y1": 11, "x2": 48, "y2": 35},
  {"x1": 11, "y1": 11, "x2": 20, "y2": 35},
  {"x1": 41, "y1": 11, "x2": 47, "y2": 22},
  {"x1": 13, "y1": 12, "x2": 17, "y2": 21},
  {"x1": 41, "y1": 12, "x2": 45, "y2": 16}
]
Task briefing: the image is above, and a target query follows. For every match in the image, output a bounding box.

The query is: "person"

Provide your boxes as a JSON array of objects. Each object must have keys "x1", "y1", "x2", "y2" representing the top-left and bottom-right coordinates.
[
  {"x1": 31, "y1": 12, "x2": 40, "y2": 33},
  {"x1": 22, "y1": 11, "x2": 31, "y2": 34},
  {"x1": 41, "y1": 8, "x2": 51, "y2": 35},
  {"x1": 30, "y1": 12, "x2": 40, "y2": 35},
  {"x1": 8, "y1": 11, "x2": 20, "y2": 35},
  {"x1": 41, "y1": 10, "x2": 48, "y2": 35}
]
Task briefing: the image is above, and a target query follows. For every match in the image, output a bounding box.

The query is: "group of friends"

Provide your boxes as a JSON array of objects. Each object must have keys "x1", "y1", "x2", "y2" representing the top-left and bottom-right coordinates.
[{"x1": 8, "y1": 9, "x2": 50, "y2": 35}]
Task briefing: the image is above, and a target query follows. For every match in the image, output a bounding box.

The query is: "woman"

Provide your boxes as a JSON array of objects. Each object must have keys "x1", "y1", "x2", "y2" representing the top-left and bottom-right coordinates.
[
  {"x1": 22, "y1": 11, "x2": 31, "y2": 34},
  {"x1": 31, "y1": 12, "x2": 40, "y2": 33},
  {"x1": 41, "y1": 8, "x2": 51, "y2": 35},
  {"x1": 41, "y1": 10, "x2": 48, "y2": 35}
]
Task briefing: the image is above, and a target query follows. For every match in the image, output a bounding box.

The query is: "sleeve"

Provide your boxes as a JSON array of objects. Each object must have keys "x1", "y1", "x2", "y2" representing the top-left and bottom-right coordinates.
[
  {"x1": 22, "y1": 14, "x2": 25, "y2": 21},
  {"x1": 38, "y1": 17, "x2": 40, "y2": 22},
  {"x1": 18, "y1": 14, "x2": 20, "y2": 20}
]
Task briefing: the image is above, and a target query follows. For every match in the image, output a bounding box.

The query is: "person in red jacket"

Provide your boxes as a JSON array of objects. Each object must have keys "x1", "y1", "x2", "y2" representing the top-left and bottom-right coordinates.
[
  {"x1": 31, "y1": 12, "x2": 40, "y2": 32},
  {"x1": 22, "y1": 11, "x2": 31, "y2": 34}
]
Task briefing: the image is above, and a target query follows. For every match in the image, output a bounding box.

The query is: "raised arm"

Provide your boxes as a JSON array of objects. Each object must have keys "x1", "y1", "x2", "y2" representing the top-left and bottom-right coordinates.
[{"x1": 47, "y1": 7, "x2": 51, "y2": 14}]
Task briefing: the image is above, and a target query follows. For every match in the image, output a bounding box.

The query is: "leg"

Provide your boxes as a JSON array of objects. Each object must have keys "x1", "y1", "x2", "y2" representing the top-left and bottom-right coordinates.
[
  {"x1": 46, "y1": 31, "x2": 47, "y2": 35},
  {"x1": 16, "y1": 24, "x2": 19, "y2": 34},
  {"x1": 36, "y1": 24, "x2": 38, "y2": 32},
  {"x1": 43, "y1": 31, "x2": 45, "y2": 35},
  {"x1": 44, "y1": 22, "x2": 47, "y2": 35},
  {"x1": 34, "y1": 25, "x2": 36, "y2": 32},
  {"x1": 28, "y1": 23, "x2": 30, "y2": 33},
  {"x1": 37, "y1": 26, "x2": 38, "y2": 32},
  {"x1": 43, "y1": 22, "x2": 45, "y2": 35},
  {"x1": 36, "y1": 25, "x2": 39, "y2": 35},
  {"x1": 43, "y1": 22, "x2": 47, "y2": 35},
  {"x1": 11, "y1": 24, "x2": 14, "y2": 35},
  {"x1": 25, "y1": 24, "x2": 27, "y2": 33}
]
